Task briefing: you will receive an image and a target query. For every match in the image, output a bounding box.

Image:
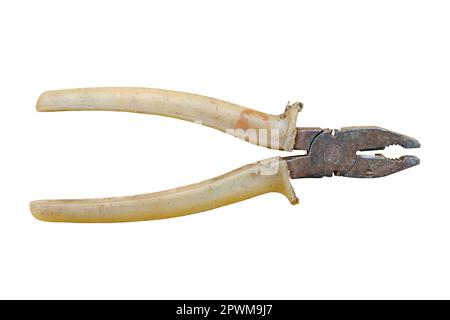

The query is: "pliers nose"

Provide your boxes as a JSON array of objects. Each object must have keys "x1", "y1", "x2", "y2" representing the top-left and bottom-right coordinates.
[
  {"x1": 286, "y1": 126, "x2": 420, "y2": 179},
  {"x1": 340, "y1": 126, "x2": 420, "y2": 178}
]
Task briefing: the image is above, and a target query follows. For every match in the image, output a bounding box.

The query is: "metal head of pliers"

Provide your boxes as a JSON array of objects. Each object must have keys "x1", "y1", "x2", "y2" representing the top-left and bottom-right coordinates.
[{"x1": 285, "y1": 126, "x2": 420, "y2": 179}]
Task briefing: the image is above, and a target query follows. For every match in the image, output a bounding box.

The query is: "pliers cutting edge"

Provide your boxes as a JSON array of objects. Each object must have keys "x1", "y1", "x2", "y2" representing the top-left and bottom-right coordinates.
[{"x1": 30, "y1": 88, "x2": 420, "y2": 222}]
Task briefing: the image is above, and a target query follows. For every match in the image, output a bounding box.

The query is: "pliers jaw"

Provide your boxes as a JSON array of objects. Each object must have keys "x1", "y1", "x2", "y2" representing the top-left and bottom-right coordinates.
[{"x1": 286, "y1": 126, "x2": 420, "y2": 179}]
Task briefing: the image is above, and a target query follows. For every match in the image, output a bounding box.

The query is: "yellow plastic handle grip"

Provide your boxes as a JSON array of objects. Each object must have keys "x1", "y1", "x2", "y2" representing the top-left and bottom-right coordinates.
[
  {"x1": 37, "y1": 87, "x2": 301, "y2": 151},
  {"x1": 30, "y1": 157, "x2": 298, "y2": 223}
]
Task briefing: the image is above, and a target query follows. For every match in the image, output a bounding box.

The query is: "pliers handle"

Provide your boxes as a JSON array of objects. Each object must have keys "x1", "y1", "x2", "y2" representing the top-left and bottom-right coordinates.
[{"x1": 36, "y1": 87, "x2": 302, "y2": 151}]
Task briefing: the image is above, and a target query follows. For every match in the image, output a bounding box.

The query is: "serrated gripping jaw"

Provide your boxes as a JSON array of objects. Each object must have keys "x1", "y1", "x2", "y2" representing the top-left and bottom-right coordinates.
[{"x1": 286, "y1": 126, "x2": 420, "y2": 179}]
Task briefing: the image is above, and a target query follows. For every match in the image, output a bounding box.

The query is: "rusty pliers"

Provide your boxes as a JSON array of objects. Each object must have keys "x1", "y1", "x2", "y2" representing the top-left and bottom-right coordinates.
[{"x1": 30, "y1": 88, "x2": 420, "y2": 222}]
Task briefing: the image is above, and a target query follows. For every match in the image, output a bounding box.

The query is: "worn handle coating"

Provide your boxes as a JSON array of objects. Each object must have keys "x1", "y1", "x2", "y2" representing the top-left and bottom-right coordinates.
[
  {"x1": 36, "y1": 87, "x2": 301, "y2": 151},
  {"x1": 30, "y1": 157, "x2": 298, "y2": 223}
]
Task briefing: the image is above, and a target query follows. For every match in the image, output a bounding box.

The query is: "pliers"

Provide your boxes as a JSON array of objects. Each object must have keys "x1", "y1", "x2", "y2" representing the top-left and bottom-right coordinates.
[{"x1": 30, "y1": 88, "x2": 420, "y2": 222}]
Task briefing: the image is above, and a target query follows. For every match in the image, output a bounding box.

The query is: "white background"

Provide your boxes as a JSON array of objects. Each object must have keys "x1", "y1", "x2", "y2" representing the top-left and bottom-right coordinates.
[{"x1": 0, "y1": 0, "x2": 448, "y2": 299}]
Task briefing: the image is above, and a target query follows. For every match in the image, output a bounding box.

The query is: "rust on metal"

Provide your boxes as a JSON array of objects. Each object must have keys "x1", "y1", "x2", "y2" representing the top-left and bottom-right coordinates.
[{"x1": 286, "y1": 126, "x2": 420, "y2": 179}]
